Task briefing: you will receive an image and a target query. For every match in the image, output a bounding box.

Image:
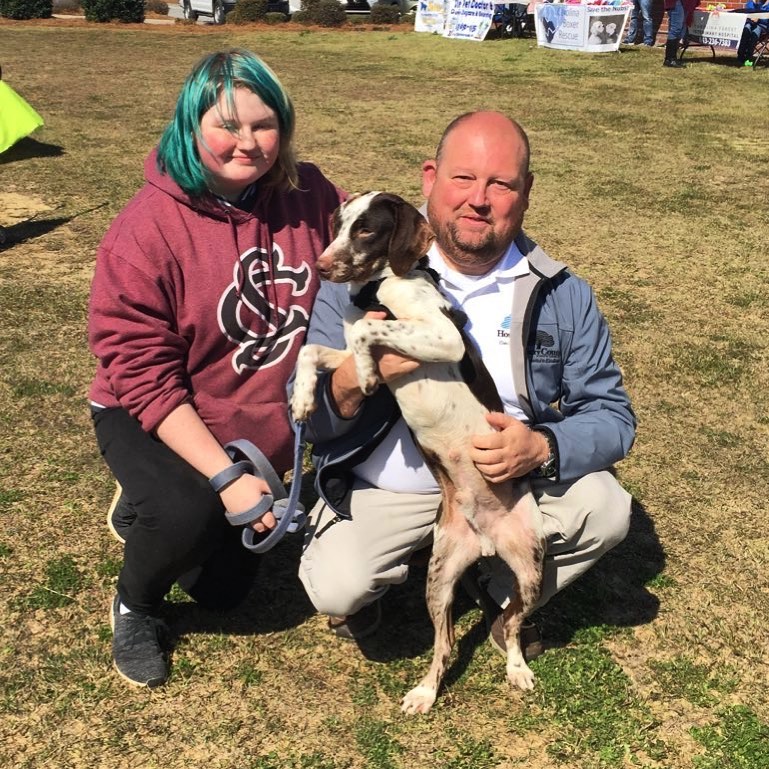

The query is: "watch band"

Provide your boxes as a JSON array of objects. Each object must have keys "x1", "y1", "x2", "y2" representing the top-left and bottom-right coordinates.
[{"x1": 531, "y1": 426, "x2": 558, "y2": 480}]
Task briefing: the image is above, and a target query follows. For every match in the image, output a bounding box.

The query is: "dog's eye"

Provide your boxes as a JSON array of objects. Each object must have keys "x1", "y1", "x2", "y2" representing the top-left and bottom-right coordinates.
[{"x1": 356, "y1": 229, "x2": 374, "y2": 239}]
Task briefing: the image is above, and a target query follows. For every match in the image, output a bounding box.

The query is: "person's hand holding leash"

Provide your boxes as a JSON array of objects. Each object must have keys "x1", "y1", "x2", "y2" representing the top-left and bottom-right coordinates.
[
  {"x1": 219, "y1": 474, "x2": 276, "y2": 533},
  {"x1": 470, "y1": 412, "x2": 550, "y2": 483}
]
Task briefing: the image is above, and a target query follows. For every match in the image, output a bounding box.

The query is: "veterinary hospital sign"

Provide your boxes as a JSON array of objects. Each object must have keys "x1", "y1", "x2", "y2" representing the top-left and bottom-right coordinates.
[{"x1": 686, "y1": 10, "x2": 750, "y2": 50}]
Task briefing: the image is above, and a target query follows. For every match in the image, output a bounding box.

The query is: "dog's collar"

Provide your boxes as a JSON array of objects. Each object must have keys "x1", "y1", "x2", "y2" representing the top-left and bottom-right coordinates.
[
  {"x1": 417, "y1": 263, "x2": 442, "y2": 286},
  {"x1": 352, "y1": 268, "x2": 467, "y2": 330},
  {"x1": 352, "y1": 279, "x2": 393, "y2": 318},
  {"x1": 351, "y1": 264, "x2": 439, "y2": 319}
]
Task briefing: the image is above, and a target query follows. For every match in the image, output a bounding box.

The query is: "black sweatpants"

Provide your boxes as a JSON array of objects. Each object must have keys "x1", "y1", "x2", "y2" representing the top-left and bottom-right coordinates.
[{"x1": 92, "y1": 407, "x2": 260, "y2": 615}]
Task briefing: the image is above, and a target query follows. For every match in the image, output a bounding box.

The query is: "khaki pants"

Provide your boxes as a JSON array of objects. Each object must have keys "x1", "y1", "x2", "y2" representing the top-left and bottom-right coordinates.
[{"x1": 298, "y1": 471, "x2": 631, "y2": 617}]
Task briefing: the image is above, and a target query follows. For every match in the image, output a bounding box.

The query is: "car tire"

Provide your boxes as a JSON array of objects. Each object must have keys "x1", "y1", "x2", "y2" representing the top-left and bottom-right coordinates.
[
  {"x1": 212, "y1": 0, "x2": 226, "y2": 23},
  {"x1": 182, "y1": 0, "x2": 198, "y2": 19}
]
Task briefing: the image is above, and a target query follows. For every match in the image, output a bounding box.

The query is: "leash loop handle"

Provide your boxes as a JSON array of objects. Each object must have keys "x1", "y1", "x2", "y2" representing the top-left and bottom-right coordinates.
[{"x1": 222, "y1": 423, "x2": 307, "y2": 554}]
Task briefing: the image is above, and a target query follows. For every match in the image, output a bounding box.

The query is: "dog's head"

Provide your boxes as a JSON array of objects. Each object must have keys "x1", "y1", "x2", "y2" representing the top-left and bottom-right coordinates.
[{"x1": 316, "y1": 192, "x2": 435, "y2": 284}]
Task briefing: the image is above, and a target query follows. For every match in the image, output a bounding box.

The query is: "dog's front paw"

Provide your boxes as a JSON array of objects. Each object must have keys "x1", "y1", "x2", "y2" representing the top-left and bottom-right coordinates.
[
  {"x1": 359, "y1": 375, "x2": 380, "y2": 397},
  {"x1": 506, "y1": 662, "x2": 536, "y2": 691},
  {"x1": 353, "y1": 358, "x2": 380, "y2": 396},
  {"x1": 290, "y1": 390, "x2": 317, "y2": 424},
  {"x1": 401, "y1": 685, "x2": 437, "y2": 715}
]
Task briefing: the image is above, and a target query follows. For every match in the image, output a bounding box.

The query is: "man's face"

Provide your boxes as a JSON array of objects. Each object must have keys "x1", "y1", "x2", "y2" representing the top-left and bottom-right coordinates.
[{"x1": 422, "y1": 113, "x2": 533, "y2": 275}]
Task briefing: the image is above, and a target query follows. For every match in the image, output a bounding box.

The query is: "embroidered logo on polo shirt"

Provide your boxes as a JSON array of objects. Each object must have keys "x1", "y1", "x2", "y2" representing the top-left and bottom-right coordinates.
[{"x1": 497, "y1": 315, "x2": 511, "y2": 344}]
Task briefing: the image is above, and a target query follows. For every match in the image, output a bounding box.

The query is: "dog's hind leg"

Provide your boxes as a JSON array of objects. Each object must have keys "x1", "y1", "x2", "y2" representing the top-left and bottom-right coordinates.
[
  {"x1": 401, "y1": 510, "x2": 481, "y2": 715},
  {"x1": 488, "y1": 494, "x2": 545, "y2": 691}
]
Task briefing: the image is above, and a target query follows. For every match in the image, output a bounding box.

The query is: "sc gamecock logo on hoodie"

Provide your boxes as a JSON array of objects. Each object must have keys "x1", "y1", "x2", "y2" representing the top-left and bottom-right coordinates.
[{"x1": 217, "y1": 244, "x2": 311, "y2": 374}]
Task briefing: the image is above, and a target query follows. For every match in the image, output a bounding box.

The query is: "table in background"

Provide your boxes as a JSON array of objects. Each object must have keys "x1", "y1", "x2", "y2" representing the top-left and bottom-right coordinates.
[{"x1": 682, "y1": 9, "x2": 769, "y2": 61}]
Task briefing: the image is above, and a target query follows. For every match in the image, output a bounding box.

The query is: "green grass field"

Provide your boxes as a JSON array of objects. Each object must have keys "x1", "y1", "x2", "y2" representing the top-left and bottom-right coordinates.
[{"x1": 1, "y1": 18, "x2": 768, "y2": 769}]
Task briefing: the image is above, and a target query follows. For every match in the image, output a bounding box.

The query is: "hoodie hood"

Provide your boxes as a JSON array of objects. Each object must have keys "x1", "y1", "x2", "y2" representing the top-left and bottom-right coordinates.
[{"x1": 144, "y1": 147, "x2": 265, "y2": 225}]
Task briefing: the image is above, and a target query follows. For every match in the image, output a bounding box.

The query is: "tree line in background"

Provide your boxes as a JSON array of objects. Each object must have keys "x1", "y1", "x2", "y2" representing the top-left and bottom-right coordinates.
[
  {"x1": 0, "y1": 0, "x2": 171, "y2": 20},
  {"x1": 1, "y1": 0, "x2": 53, "y2": 18}
]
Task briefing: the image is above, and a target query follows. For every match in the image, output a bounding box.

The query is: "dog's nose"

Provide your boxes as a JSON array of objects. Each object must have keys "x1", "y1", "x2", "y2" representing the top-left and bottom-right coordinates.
[{"x1": 316, "y1": 249, "x2": 336, "y2": 279}]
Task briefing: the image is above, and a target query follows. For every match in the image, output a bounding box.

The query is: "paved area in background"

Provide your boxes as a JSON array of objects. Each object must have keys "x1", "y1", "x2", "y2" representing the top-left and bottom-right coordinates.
[{"x1": 53, "y1": 4, "x2": 212, "y2": 24}]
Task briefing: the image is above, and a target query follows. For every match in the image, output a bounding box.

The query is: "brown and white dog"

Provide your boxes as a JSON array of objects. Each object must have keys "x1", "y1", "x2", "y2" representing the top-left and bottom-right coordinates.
[{"x1": 290, "y1": 192, "x2": 545, "y2": 715}]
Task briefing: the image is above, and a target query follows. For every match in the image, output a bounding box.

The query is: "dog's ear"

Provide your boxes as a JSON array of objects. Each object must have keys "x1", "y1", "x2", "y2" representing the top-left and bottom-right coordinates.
[{"x1": 377, "y1": 193, "x2": 435, "y2": 277}]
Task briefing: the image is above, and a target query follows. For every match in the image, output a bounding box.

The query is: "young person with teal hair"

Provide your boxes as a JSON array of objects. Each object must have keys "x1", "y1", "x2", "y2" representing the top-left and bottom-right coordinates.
[{"x1": 88, "y1": 49, "x2": 345, "y2": 688}]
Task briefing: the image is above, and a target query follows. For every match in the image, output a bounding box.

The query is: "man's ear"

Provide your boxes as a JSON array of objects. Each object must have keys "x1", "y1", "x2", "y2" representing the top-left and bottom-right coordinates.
[
  {"x1": 522, "y1": 172, "x2": 534, "y2": 212},
  {"x1": 378, "y1": 193, "x2": 435, "y2": 276},
  {"x1": 421, "y1": 159, "x2": 437, "y2": 198}
]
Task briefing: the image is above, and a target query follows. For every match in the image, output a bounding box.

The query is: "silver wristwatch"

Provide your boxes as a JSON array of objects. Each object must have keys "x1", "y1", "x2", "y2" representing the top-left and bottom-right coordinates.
[{"x1": 531, "y1": 427, "x2": 557, "y2": 480}]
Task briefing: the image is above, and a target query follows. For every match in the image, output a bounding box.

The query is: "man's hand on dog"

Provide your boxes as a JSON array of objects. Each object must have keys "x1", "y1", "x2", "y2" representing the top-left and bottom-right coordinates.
[
  {"x1": 331, "y1": 311, "x2": 420, "y2": 418},
  {"x1": 470, "y1": 412, "x2": 551, "y2": 483}
]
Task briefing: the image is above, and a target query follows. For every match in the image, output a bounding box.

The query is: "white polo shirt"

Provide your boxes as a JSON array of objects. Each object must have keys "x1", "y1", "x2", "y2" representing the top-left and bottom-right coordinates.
[{"x1": 353, "y1": 241, "x2": 530, "y2": 493}]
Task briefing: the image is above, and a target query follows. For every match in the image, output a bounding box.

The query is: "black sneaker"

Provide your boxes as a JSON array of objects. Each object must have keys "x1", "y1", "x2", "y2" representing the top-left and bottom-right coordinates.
[
  {"x1": 110, "y1": 595, "x2": 170, "y2": 688},
  {"x1": 107, "y1": 484, "x2": 136, "y2": 545}
]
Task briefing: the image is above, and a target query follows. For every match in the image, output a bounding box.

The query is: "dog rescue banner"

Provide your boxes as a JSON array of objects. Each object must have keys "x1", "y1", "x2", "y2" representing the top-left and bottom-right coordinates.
[
  {"x1": 415, "y1": 0, "x2": 449, "y2": 32},
  {"x1": 685, "y1": 10, "x2": 749, "y2": 50},
  {"x1": 534, "y1": 3, "x2": 630, "y2": 51}
]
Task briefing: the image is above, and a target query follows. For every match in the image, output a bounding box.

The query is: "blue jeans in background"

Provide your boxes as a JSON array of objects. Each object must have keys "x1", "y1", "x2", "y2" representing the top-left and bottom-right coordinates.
[
  {"x1": 624, "y1": 0, "x2": 654, "y2": 44},
  {"x1": 737, "y1": 20, "x2": 767, "y2": 62},
  {"x1": 667, "y1": 0, "x2": 686, "y2": 41}
]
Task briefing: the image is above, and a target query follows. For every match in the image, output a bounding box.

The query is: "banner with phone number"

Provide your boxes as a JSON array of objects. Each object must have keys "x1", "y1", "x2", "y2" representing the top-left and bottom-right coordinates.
[
  {"x1": 415, "y1": 0, "x2": 496, "y2": 39},
  {"x1": 685, "y1": 10, "x2": 747, "y2": 50}
]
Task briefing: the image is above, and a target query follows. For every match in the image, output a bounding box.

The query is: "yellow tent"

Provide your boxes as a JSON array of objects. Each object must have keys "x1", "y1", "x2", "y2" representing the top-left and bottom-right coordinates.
[{"x1": 0, "y1": 78, "x2": 44, "y2": 154}]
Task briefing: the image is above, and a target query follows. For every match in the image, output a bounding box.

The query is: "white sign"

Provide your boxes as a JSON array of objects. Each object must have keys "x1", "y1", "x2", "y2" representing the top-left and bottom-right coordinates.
[
  {"x1": 534, "y1": 3, "x2": 630, "y2": 52},
  {"x1": 444, "y1": 0, "x2": 495, "y2": 39},
  {"x1": 686, "y1": 10, "x2": 748, "y2": 50},
  {"x1": 415, "y1": 0, "x2": 495, "y2": 39},
  {"x1": 415, "y1": 0, "x2": 448, "y2": 33}
]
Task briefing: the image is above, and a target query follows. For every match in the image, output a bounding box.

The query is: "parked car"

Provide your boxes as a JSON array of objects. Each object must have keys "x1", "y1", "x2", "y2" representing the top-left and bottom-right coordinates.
[
  {"x1": 344, "y1": 0, "x2": 418, "y2": 14},
  {"x1": 179, "y1": 0, "x2": 416, "y2": 22},
  {"x1": 179, "y1": 0, "x2": 235, "y2": 24},
  {"x1": 276, "y1": 0, "x2": 419, "y2": 13}
]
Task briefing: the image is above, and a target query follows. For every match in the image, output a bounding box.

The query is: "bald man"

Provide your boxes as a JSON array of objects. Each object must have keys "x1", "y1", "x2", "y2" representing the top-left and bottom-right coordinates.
[{"x1": 292, "y1": 112, "x2": 636, "y2": 658}]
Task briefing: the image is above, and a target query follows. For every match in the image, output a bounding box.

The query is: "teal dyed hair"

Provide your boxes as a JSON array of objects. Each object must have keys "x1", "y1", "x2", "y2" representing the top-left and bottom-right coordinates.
[{"x1": 157, "y1": 49, "x2": 297, "y2": 197}]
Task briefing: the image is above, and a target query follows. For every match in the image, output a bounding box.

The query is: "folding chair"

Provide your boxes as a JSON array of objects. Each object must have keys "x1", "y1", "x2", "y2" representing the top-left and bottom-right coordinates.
[
  {"x1": 491, "y1": 3, "x2": 534, "y2": 38},
  {"x1": 752, "y1": 24, "x2": 769, "y2": 64}
]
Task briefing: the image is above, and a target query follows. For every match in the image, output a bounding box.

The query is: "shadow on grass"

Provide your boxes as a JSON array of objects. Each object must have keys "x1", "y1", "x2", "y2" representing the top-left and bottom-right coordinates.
[
  {"x1": 537, "y1": 496, "x2": 664, "y2": 646},
  {"x1": 679, "y1": 52, "x2": 751, "y2": 68},
  {"x1": 162, "y1": 470, "x2": 320, "y2": 639},
  {"x1": 162, "y1": 533, "x2": 318, "y2": 640},
  {"x1": 352, "y1": 495, "x2": 664, "y2": 691},
  {"x1": 162, "y1": 492, "x2": 664, "y2": 683},
  {"x1": 0, "y1": 216, "x2": 73, "y2": 249},
  {"x1": 0, "y1": 136, "x2": 65, "y2": 164}
]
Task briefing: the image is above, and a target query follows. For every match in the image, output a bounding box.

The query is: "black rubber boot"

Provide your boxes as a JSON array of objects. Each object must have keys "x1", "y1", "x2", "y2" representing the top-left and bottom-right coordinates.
[{"x1": 663, "y1": 39, "x2": 685, "y2": 67}]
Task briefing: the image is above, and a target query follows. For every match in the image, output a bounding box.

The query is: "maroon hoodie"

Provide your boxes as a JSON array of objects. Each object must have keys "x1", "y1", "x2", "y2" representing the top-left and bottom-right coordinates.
[{"x1": 88, "y1": 149, "x2": 344, "y2": 475}]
